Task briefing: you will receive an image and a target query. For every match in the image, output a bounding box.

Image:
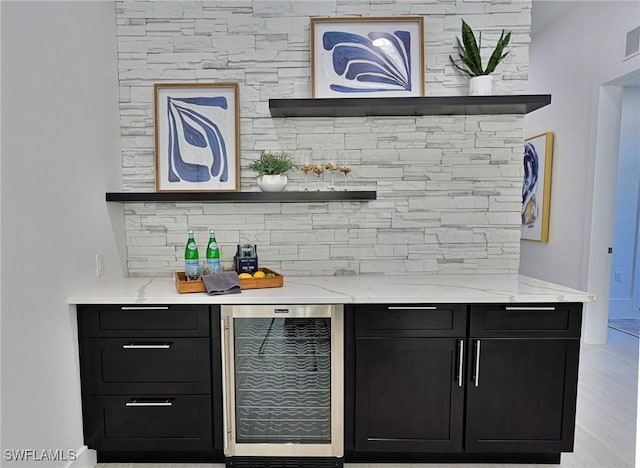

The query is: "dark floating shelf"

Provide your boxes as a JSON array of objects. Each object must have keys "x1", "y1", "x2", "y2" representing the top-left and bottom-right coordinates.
[
  {"x1": 106, "y1": 191, "x2": 377, "y2": 203},
  {"x1": 269, "y1": 94, "x2": 551, "y2": 118}
]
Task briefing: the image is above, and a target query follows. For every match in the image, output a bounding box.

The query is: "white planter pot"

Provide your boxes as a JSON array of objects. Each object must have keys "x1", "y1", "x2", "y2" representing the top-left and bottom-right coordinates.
[
  {"x1": 257, "y1": 174, "x2": 288, "y2": 192},
  {"x1": 469, "y1": 75, "x2": 493, "y2": 96}
]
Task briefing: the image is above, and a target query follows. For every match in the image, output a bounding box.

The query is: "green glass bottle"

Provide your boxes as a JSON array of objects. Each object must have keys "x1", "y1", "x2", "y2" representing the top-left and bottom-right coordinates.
[
  {"x1": 205, "y1": 229, "x2": 221, "y2": 274},
  {"x1": 184, "y1": 230, "x2": 200, "y2": 280}
]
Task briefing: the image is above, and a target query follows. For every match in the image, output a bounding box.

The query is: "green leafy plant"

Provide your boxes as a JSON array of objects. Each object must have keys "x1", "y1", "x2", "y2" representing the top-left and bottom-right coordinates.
[
  {"x1": 449, "y1": 19, "x2": 511, "y2": 77},
  {"x1": 248, "y1": 151, "x2": 295, "y2": 175}
]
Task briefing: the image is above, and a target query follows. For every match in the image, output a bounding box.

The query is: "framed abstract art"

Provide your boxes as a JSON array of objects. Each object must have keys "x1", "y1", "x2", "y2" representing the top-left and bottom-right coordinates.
[
  {"x1": 521, "y1": 132, "x2": 554, "y2": 242},
  {"x1": 154, "y1": 83, "x2": 239, "y2": 192},
  {"x1": 311, "y1": 16, "x2": 425, "y2": 98}
]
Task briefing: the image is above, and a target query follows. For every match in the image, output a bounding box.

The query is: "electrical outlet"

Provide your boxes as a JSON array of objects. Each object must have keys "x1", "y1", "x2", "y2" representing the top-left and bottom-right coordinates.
[
  {"x1": 614, "y1": 271, "x2": 622, "y2": 282},
  {"x1": 95, "y1": 254, "x2": 104, "y2": 277}
]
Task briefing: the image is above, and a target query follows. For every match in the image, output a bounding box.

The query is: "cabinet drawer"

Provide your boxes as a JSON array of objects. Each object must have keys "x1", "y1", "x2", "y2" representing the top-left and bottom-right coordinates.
[
  {"x1": 356, "y1": 304, "x2": 466, "y2": 338},
  {"x1": 470, "y1": 303, "x2": 582, "y2": 338},
  {"x1": 79, "y1": 305, "x2": 210, "y2": 337},
  {"x1": 87, "y1": 338, "x2": 211, "y2": 394},
  {"x1": 89, "y1": 395, "x2": 212, "y2": 451}
]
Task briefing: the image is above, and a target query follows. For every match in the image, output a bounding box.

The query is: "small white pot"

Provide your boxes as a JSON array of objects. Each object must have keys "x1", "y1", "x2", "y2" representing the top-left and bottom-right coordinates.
[
  {"x1": 469, "y1": 75, "x2": 493, "y2": 96},
  {"x1": 257, "y1": 174, "x2": 287, "y2": 192}
]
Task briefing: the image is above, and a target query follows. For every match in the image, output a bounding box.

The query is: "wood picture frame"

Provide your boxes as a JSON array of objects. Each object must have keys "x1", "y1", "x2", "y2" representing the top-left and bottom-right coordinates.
[
  {"x1": 154, "y1": 83, "x2": 240, "y2": 192},
  {"x1": 522, "y1": 132, "x2": 554, "y2": 242},
  {"x1": 311, "y1": 16, "x2": 425, "y2": 98}
]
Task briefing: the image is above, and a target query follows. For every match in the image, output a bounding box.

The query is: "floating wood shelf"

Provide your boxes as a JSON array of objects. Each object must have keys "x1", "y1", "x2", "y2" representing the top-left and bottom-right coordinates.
[
  {"x1": 105, "y1": 191, "x2": 377, "y2": 203},
  {"x1": 269, "y1": 94, "x2": 551, "y2": 118}
]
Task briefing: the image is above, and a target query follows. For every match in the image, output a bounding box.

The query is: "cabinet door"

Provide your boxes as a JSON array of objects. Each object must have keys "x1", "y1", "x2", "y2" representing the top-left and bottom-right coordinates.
[
  {"x1": 356, "y1": 304, "x2": 466, "y2": 338},
  {"x1": 355, "y1": 337, "x2": 465, "y2": 452},
  {"x1": 87, "y1": 337, "x2": 211, "y2": 394},
  {"x1": 465, "y1": 338, "x2": 579, "y2": 453},
  {"x1": 79, "y1": 304, "x2": 210, "y2": 337},
  {"x1": 470, "y1": 303, "x2": 582, "y2": 338},
  {"x1": 90, "y1": 395, "x2": 212, "y2": 451}
]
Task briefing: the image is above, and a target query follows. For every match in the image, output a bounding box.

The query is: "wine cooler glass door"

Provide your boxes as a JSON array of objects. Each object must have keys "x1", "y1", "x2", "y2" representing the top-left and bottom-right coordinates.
[{"x1": 221, "y1": 305, "x2": 344, "y2": 458}]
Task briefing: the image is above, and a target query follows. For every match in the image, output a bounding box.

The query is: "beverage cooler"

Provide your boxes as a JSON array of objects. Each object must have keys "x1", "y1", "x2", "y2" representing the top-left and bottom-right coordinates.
[{"x1": 220, "y1": 305, "x2": 344, "y2": 467}]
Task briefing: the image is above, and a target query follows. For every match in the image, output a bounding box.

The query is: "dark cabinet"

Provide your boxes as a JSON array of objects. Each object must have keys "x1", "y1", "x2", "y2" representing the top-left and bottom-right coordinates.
[
  {"x1": 90, "y1": 395, "x2": 213, "y2": 451},
  {"x1": 465, "y1": 304, "x2": 581, "y2": 453},
  {"x1": 77, "y1": 304, "x2": 222, "y2": 460},
  {"x1": 349, "y1": 303, "x2": 582, "y2": 461},
  {"x1": 353, "y1": 304, "x2": 466, "y2": 453},
  {"x1": 86, "y1": 337, "x2": 211, "y2": 394},
  {"x1": 464, "y1": 338, "x2": 579, "y2": 452},
  {"x1": 355, "y1": 337, "x2": 465, "y2": 452}
]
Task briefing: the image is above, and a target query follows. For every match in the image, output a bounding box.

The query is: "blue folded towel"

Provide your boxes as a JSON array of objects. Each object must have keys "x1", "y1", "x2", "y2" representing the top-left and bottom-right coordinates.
[{"x1": 202, "y1": 271, "x2": 241, "y2": 295}]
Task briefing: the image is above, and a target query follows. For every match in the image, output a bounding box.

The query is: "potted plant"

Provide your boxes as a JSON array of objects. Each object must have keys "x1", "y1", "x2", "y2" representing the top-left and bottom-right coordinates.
[
  {"x1": 248, "y1": 151, "x2": 295, "y2": 192},
  {"x1": 449, "y1": 19, "x2": 511, "y2": 96}
]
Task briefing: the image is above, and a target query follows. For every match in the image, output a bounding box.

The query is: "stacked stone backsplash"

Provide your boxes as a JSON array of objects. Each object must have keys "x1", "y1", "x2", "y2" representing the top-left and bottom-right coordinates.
[{"x1": 117, "y1": 0, "x2": 531, "y2": 277}]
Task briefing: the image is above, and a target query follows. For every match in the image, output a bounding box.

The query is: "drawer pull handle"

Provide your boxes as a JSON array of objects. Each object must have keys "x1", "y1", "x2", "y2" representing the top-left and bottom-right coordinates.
[
  {"x1": 387, "y1": 306, "x2": 437, "y2": 310},
  {"x1": 457, "y1": 339, "x2": 464, "y2": 387},
  {"x1": 505, "y1": 306, "x2": 556, "y2": 311},
  {"x1": 120, "y1": 306, "x2": 170, "y2": 310},
  {"x1": 125, "y1": 400, "x2": 173, "y2": 407},
  {"x1": 474, "y1": 340, "x2": 481, "y2": 387},
  {"x1": 122, "y1": 343, "x2": 171, "y2": 349}
]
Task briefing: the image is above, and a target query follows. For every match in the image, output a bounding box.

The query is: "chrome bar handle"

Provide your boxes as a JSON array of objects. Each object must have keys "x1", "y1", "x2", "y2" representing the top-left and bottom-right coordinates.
[
  {"x1": 221, "y1": 316, "x2": 233, "y2": 452},
  {"x1": 474, "y1": 340, "x2": 481, "y2": 387},
  {"x1": 457, "y1": 339, "x2": 464, "y2": 387},
  {"x1": 122, "y1": 343, "x2": 171, "y2": 349},
  {"x1": 125, "y1": 400, "x2": 172, "y2": 407},
  {"x1": 387, "y1": 306, "x2": 437, "y2": 310},
  {"x1": 505, "y1": 306, "x2": 556, "y2": 311},
  {"x1": 120, "y1": 306, "x2": 170, "y2": 310}
]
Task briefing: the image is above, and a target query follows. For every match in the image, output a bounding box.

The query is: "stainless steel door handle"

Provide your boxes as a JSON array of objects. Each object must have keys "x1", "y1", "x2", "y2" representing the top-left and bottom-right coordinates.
[
  {"x1": 457, "y1": 339, "x2": 464, "y2": 387},
  {"x1": 505, "y1": 306, "x2": 556, "y2": 311},
  {"x1": 387, "y1": 306, "x2": 437, "y2": 310},
  {"x1": 125, "y1": 400, "x2": 173, "y2": 407},
  {"x1": 221, "y1": 316, "x2": 233, "y2": 451},
  {"x1": 120, "y1": 306, "x2": 170, "y2": 310},
  {"x1": 122, "y1": 343, "x2": 171, "y2": 349},
  {"x1": 474, "y1": 340, "x2": 481, "y2": 387}
]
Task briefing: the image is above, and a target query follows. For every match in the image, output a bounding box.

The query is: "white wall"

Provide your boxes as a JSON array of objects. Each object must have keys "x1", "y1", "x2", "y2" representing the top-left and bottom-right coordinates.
[
  {"x1": 522, "y1": 1, "x2": 640, "y2": 342},
  {"x1": 1, "y1": 2, "x2": 122, "y2": 466},
  {"x1": 609, "y1": 86, "x2": 640, "y2": 314}
]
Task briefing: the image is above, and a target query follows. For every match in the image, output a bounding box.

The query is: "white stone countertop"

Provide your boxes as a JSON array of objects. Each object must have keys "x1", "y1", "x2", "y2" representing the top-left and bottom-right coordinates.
[{"x1": 67, "y1": 274, "x2": 594, "y2": 305}]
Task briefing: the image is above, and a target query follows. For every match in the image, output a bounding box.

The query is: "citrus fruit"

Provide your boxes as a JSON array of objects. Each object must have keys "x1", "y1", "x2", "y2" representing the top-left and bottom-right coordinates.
[
  {"x1": 238, "y1": 273, "x2": 252, "y2": 279},
  {"x1": 253, "y1": 271, "x2": 266, "y2": 278}
]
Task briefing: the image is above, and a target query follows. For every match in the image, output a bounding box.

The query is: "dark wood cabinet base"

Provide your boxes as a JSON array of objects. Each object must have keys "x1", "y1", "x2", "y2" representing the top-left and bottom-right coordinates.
[
  {"x1": 345, "y1": 451, "x2": 561, "y2": 464},
  {"x1": 79, "y1": 302, "x2": 579, "y2": 466}
]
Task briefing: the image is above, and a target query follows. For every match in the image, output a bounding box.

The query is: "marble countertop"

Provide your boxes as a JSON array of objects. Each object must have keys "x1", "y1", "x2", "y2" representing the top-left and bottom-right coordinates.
[{"x1": 67, "y1": 274, "x2": 594, "y2": 305}]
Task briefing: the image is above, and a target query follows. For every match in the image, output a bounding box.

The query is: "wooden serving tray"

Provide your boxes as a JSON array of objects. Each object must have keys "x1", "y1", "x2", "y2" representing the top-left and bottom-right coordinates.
[{"x1": 175, "y1": 268, "x2": 284, "y2": 294}]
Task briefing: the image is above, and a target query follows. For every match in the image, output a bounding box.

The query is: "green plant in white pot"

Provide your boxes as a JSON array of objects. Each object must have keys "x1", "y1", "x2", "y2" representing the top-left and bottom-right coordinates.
[
  {"x1": 449, "y1": 19, "x2": 511, "y2": 96},
  {"x1": 248, "y1": 151, "x2": 295, "y2": 192}
]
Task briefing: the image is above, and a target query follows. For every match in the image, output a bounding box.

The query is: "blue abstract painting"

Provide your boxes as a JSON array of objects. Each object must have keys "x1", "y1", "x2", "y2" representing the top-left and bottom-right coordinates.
[
  {"x1": 522, "y1": 141, "x2": 539, "y2": 227},
  {"x1": 521, "y1": 133, "x2": 554, "y2": 242},
  {"x1": 155, "y1": 84, "x2": 239, "y2": 192},
  {"x1": 312, "y1": 17, "x2": 424, "y2": 98},
  {"x1": 322, "y1": 30, "x2": 412, "y2": 93}
]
